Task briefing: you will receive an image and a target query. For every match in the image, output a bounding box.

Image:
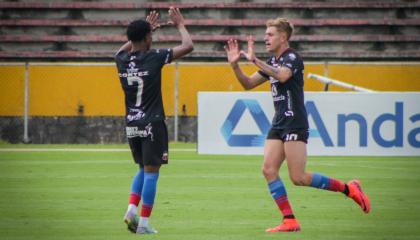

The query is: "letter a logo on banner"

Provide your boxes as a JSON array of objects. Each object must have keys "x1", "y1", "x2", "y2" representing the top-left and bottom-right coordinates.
[{"x1": 220, "y1": 99, "x2": 270, "y2": 147}]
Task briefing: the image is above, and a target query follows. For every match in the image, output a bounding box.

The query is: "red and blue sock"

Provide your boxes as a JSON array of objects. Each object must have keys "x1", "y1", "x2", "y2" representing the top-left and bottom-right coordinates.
[
  {"x1": 268, "y1": 178, "x2": 295, "y2": 219},
  {"x1": 140, "y1": 172, "x2": 159, "y2": 218},
  {"x1": 310, "y1": 173, "x2": 349, "y2": 195},
  {"x1": 129, "y1": 168, "x2": 145, "y2": 206}
]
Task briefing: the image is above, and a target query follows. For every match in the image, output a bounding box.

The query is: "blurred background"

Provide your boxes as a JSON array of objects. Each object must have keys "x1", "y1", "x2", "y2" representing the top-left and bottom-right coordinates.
[{"x1": 0, "y1": 0, "x2": 419, "y2": 144}]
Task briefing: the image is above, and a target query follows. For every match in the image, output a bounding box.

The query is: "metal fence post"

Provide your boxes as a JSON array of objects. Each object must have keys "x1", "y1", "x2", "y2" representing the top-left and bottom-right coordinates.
[
  {"x1": 23, "y1": 62, "x2": 30, "y2": 143},
  {"x1": 324, "y1": 60, "x2": 329, "y2": 78},
  {"x1": 323, "y1": 61, "x2": 330, "y2": 91},
  {"x1": 174, "y1": 61, "x2": 179, "y2": 142}
]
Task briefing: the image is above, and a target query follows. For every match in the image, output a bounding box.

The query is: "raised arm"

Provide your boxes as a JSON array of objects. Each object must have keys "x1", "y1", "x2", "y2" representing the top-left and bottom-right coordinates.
[
  {"x1": 169, "y1": 7, "x2": 194, "y2": 60},
  {"x1": 116, "y1": 41, "x2": 132, "y2": 55},
  {"x1": 225, "y1": 39, "x2": 266, "y2": 90},
  {"x1": 241, "y1": 36, "x2": 292, "y2": 83}
]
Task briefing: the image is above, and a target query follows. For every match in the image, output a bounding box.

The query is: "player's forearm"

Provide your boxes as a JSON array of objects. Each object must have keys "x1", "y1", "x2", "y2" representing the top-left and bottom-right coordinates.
[
  {"x1": 116, "y1": 41, "x2": 132, "y2": 54},
  {"x1": 177, "y1": 24, "x2": 194, "y2": 52},
  {"x1": 172, "y1": 24, "x2": 194, "y2": 59},
  {"x1": 231, "y1": 63, "x2": 254, "y2": 90},
  {"x1": 253, "y1": 58, "x2": 288, "y2": 82}
]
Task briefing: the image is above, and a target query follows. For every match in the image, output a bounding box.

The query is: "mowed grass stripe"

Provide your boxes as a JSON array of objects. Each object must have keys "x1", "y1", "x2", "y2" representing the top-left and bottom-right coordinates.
[{"x1": 0, "y1": 144, "x2": 419, "y2": 240}]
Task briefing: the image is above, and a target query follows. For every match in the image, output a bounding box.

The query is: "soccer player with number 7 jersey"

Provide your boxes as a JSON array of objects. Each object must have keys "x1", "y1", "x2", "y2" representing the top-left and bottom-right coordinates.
[{"x1": 115, "y1": 8, "x2": 193, "y2": 234}]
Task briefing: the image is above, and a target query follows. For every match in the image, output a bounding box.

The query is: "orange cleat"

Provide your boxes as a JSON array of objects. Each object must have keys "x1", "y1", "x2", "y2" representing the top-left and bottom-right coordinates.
[
  {"x1": 265, "y1": 218, "x2": 301, "y2": 233},
  {"x1": 347, "y1": 180, "x2": 371, "y2": 214}
]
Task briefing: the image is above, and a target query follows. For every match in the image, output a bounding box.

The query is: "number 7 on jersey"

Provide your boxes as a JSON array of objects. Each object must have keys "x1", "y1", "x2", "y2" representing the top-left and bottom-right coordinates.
[{"x1": 127, "y1": 76, "x2": 144, "y2": 107}]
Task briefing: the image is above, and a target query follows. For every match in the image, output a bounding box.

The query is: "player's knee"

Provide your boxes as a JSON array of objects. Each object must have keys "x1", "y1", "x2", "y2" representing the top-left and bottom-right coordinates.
[{"x1": 262, "y1": 166, "x2": 278, "y2": 180}]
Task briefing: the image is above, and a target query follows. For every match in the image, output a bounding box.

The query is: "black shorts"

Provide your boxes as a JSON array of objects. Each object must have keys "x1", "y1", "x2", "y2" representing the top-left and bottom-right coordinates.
[
  {"x1": 266, "y1": 128, "x2": 309, "y2": 143},
  {"x1": 126, "y1": 121, "x2": 169, "y2": 167}
]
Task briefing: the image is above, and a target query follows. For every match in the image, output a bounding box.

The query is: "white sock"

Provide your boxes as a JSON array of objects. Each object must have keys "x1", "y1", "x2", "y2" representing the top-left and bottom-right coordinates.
[
  {"x1": 127, "y1": 204, "x2": 138, "y2": 215},
  {"x1": 139, "y1": 217, "x2": 149, "y2": 227}
]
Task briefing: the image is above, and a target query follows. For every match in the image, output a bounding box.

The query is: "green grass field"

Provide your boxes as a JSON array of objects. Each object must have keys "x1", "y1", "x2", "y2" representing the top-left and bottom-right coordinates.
[{"x1": 0, "y1": 143, "x2": 419, "y2": 240}]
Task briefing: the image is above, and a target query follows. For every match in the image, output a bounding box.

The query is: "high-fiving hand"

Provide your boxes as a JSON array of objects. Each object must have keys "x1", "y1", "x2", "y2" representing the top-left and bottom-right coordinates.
[
  {"x1": 146, "y1": 10, "x2": 160, "y2": 32},
  {"x1": 224, "y1": 39, "x2": 241, "y2": 64},
  {"x1": 168, "y1": 7, "x2": 185, "y2": 27},
  {"x1": 240, "y1": 35, "x2": 256, "y2": 62},
  {"x1": 225, "y1": 36, "x2": 257, "y2": 64}
]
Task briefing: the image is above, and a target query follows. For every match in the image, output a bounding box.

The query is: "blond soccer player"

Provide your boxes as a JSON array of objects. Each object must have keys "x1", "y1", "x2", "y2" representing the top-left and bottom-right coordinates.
[{"x1": 224, "y1": 18, "x2": 370, "y2": 232}]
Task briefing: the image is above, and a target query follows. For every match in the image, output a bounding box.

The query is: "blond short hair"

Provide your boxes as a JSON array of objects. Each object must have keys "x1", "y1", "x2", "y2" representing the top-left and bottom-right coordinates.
[{"x1": 266, "y1": 18, "x2": 294, "y2": 40}]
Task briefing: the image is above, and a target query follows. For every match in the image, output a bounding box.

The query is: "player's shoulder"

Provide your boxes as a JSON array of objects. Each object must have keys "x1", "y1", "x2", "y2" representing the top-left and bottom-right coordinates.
[
  {"x1": 284, "y1": 48, "x2": 302, "y2": 62},
  {"x1": 115, "y1": 50, "x2": 129, "y2": 62},
  {"x1": 149, "y1": 48, "x2": 173, "y2": 64},
  {"x1": 116, "y1": 51, "x2": 148, "y2": 65},
  {"x1": 148, "y1": 48, "x2": 172, "y2": 56}
]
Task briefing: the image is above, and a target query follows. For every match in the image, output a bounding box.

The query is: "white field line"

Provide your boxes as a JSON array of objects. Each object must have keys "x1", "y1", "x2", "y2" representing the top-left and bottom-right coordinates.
[{"x1": 0, "y1": 148, "x2": 196, "y2": 152}]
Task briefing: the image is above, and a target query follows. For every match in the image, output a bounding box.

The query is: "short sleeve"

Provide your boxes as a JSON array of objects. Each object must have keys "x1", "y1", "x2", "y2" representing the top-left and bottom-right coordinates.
[
  {"x1": 282, "y1": 52, "x2": 302, "y2": 75},
  {"x1": 154, "y1": 48, "x2": 173, "y2": 66},
  {"x1": 115, "y1": 50, "x2": 126, "y2": 64}
]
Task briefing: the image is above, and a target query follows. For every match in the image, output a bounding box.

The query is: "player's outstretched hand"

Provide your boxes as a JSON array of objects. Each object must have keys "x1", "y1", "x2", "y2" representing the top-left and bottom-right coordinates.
[
  {"x1": 224, "y1": 39, "x2": 241, "y2": 64},
  {"x1": 146, "y1": 10, "x2": 160, "y2": 32},
  {"x1": 168, "y1": 7, "x2": 185, "y2": 27},
  {"x1": 240, "y1": 35, "x2": 256, "y2": 62}
]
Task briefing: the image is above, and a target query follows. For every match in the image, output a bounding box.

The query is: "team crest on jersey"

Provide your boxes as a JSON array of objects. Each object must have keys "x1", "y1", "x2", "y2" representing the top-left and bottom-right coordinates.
[{"x1": 288, "y1": 53, "x2": 296, "y2": 61}]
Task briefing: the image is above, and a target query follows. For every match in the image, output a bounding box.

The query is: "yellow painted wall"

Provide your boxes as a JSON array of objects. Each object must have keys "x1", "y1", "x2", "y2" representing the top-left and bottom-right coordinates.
[
  {"x1": 327, "y1": 63, "x2": 420, "y2": 92},
  {"x1": 0, "y1": 66, "x2": 25, "y2": 116},
  {"x1": 161, "y1": 64, "x2": 176, "y2": 116},
  {"x1": 28, "y1": 65, "x2": 124, "y2": 116},
  {"x1": 178, "y1": 63, "x2": 267, "y2": 116},
  {"x1": 0, "y1": 62, "x2": 419, "y2": 117},
  {"x1": 303, "y1": 63, "x2": 327, "y2": 91}
]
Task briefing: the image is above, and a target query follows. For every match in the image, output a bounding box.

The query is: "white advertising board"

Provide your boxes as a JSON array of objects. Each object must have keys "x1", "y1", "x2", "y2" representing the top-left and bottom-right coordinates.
[{"x1": 198, "y1": 92, "x2": 420, "y2": 156}]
